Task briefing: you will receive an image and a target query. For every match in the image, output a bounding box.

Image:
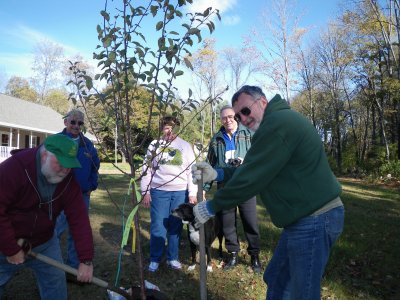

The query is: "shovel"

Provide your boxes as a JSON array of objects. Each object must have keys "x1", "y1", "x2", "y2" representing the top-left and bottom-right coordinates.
[{"x1": 18, "y1": 239, "x2": 132, "y2": 299}]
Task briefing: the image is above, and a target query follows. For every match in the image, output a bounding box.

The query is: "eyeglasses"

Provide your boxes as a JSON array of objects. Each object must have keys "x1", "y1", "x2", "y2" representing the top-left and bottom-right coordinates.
[
  {"x1": 234, "y1": 100, "x2": 258, "y2": 122},
  {"x1": 70, "y1": 120, "x2": 84, "y2": 126},
  {"x1": 221, "y1": 115, "x2": 235, "y2": 122}
]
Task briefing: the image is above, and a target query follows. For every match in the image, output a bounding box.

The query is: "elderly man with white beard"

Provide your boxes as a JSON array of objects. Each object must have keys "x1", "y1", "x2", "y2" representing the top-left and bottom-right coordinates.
[{"x1": 0, "y1": 134, "x2": 94, "y2": 300}]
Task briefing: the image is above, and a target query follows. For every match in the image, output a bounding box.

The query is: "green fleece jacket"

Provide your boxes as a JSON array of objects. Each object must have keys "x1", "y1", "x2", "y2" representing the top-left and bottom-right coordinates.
[{"x1": 209, "y1": 94, "x2": 341, "y2": 228}]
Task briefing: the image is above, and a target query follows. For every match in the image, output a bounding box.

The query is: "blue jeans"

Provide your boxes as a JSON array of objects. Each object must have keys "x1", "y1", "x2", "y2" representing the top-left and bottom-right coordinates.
[
  {"x1": 0, "y1": 233, "x2": 67, "y2": 300},
  {"x1": 149, "y1": 189, "x2": 187, "y2": 263},
  {"x1": 56, "y1": 193, "x2": 90, "y2": 268},
  {"x1": 264, "y1": 206, "x2": 344, "y2": 300}
]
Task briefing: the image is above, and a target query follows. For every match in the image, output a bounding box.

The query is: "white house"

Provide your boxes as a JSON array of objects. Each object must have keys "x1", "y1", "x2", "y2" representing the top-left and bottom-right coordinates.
[{"x1": 0, "y1": 93, "x2": 95, "y2": 163}]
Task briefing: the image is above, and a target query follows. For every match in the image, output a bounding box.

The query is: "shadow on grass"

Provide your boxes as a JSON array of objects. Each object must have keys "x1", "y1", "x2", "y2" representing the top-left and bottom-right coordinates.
[{"x1": 322, "y1": 179, "x2": 400, "y2": 299}]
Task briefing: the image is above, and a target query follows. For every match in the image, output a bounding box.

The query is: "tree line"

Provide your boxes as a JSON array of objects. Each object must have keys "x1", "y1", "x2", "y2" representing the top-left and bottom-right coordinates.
[{"x1": 2, "y1": 0, "x2": 400, "y2": 179}]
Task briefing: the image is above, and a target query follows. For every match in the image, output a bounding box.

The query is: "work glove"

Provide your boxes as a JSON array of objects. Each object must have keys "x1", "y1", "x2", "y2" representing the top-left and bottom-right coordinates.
[
  {"x1": 192, "y1": 162, "x2": 217, "y2": 184},
  {"x1": 193, "y1": 201, "x2": 214, "y2": 228}
]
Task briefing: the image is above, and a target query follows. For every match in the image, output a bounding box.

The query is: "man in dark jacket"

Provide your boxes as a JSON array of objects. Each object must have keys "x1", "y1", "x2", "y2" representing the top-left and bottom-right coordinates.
[
  {"x1": 191, "y1": 86, "x2": 344, "y2": 300},
  {"x1": 0, "y1": 134, "x2": 94, "y2": 300},
  {"x1": 206, "y1": 105, "x2": 261, "y2": 272},
  {"x1": 56, "y1": 108, "x2": 100, "y2": 270}
]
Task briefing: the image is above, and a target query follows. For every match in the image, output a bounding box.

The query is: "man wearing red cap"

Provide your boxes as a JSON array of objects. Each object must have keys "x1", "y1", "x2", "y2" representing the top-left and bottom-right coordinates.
[{"x1": 0, "y1": 134, "x2": 94, "y2": 300}]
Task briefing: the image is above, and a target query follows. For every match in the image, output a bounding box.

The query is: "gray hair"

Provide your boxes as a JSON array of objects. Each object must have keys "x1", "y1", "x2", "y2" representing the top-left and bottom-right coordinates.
[
  {"x1": 219, "y1": 105, "x2": 234, "y2": 115},
  {"x1": 64, "y1": 109, "x2": 84, "y2": 121},
  {"x1": 231, "y1": 85, "x2": 266, "y2": 106}
]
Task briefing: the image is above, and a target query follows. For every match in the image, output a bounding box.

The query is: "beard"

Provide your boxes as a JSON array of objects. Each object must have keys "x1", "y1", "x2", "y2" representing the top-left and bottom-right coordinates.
[{"x1": 41, "y1": 157, "x2": 68, "y2": 184}]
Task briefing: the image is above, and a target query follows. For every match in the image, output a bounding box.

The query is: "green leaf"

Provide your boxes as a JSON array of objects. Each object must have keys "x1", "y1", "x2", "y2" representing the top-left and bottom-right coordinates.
[
  {"x1": 100, "y1": 10, "x2": 110, "y2": 22},
  {"x1": 96, "y1": 25, "x2": 102, "y2": 34},
  {"x1": 150, "y1": 5, "x2": 158, "y2": 16},
  {"x1": 207, "y1": 22, "x2": 215, "y2": 34},
  {"x1": 138, "y1": 73, "x2": 146, "y2": 82},
  {"x1": 195, "y1": 32, "x2": 202, "y2": 43},
  {"x1": 203, "y1": 7, "x2": 210, "y2": 17},
  {"x1": 109, "y1": 51, "x2": 116, "y2": 61},
  {"x1": 136, "y1": 47, "x2": 144, "y2": 58},
  {"x1": 84, "y1": 76, "x2": 93, "y2": 90},
  {"x1": 188, "y1": 28, "x2": 200, "y2": 35},
  {"x1": 156, "y1": 21, "x2": 163, "y2": 31},
  {"x1": 184, "y1": 57, "x2": 193, "y2": 70},
  {"x1": 158, "y1": 37, "x2": 165, "y2": 49},
  {"x1": 103, "y1": 37, "x2": 112, "y2": 48},
  {"x1": 174, "y1": 70, "x2": 184, "y2": 77}
]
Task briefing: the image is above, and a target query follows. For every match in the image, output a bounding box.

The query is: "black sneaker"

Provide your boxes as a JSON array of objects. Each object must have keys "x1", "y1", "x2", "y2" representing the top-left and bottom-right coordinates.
[
  {"x1": 224, "y1": 252, "x2": 238, "y2": 271},
  {"x1": 251, "y1": 254, "x2": 262, "y2": 273}
]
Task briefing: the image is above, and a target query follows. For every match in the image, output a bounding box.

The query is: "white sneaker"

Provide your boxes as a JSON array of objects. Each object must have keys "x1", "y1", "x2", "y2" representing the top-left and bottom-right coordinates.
[
  {"x1": 167, "y1": 260, "x2": 182, "y2": 270},
  {"x1": 148, "y1": 262, "x2": 159, "y2": 272}
]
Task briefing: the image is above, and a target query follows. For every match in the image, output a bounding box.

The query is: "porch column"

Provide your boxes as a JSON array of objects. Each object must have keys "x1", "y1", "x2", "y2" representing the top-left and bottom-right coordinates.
[
  {"x1": 17, "y1": 129, "x2": 20, "y2": 148},
  {"x1": 9, "y1": 128, "x2": 13, "y2": 147},
  {"x1": 30, "y1": 131, "x2": 33, "y2": 148}
]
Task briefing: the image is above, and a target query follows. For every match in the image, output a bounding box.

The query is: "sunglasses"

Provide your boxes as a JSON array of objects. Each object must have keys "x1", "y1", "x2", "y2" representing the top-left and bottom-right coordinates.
[
  {"x1": 234, "y1": 101, "x2": 258, "y2": 122},
  {"x1": 70, "y1": 120, "x2": 84, "y2": 126}
]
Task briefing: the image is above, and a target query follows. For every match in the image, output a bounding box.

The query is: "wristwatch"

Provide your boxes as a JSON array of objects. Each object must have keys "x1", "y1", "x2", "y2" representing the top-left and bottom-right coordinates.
[{"x1": 82, "y1": 260, "x2": 93, "y2": 266}]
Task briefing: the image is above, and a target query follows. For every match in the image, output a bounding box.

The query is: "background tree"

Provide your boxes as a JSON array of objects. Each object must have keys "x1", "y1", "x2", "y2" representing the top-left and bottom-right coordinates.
[
  {"x1": 63, "y1": 54, "x2": 95, "y2": 111},
  {"x1": 315, "y1": 25, "x2": 353, "y2": 174},
  {"x1": 294, "y1": 37, "x2": 318, "y2": 127},
  {"x1": 43, "y1": 88, "x2": 70, "y2": 115},
  {"x1": 32, "y1": 39, "x2": 64, "y2": 104},
  {"x1": 190, "y1": 38, "x2": 226, "y2": 137},
  {"x1": 5, "y1": 76, "x2": 38, "y2": 102},
  {"x1": 221, "y1": 46, "x2": 259, "y2": 91},
  {"x1": 247, "y1": 0, "x2": 305, "y2": 102},
  {"x1": 68, "y1": 1, "x2": 221, "y2": 297}
]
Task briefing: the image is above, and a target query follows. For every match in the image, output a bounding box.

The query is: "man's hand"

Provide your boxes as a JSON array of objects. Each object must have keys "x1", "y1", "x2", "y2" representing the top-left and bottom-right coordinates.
[
  {"x1": 193, "y1": 201, "x2": 214, "y2": 228},
  {"x1": 6, "y1": 249, "x2": 25, "y2": 265},
  {"x1": 188, "y1": 196, "x2": 197, "y2": 204},
  {"x1": 192, "y1": 162, "x2": 217, "y2": 184},
  {"x1": 77, "y1": 262, "x2": 93, "y2": 283},
  {"x1": 142, "y1": 193, "x2": 151, "y2": 208}
]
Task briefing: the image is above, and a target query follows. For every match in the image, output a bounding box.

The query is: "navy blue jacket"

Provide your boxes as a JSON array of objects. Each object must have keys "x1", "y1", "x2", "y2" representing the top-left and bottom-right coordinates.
[{"x1": 60, "y1": 129, "x2": 100, "y2": 193}]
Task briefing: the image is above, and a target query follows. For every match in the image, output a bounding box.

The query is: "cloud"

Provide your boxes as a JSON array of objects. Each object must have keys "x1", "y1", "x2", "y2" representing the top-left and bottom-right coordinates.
[
  {"x1": 222, "y1": 15, "x2": 240, "y2": 26},
  {"x1": 1, "y1": 24, "x2": 80, "y2": 57},
  {"x1": 1, "y1": 24, "x2": 49, "y2": 50},
  {"x1": 0, "y1": 23, "x2": 97, "y2": 81},
  {"x1": 187, "y1": 0, "x2": 237, "y2": 14},
  {"x1": 0, "y1": 53, "x2": 35, "y2": 78}
]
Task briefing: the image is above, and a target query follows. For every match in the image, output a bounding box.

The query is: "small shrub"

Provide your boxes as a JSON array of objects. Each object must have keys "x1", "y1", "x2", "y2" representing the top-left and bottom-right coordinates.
[{"x1": 379, "y1": 160, "x2": 400, "y2": 179}]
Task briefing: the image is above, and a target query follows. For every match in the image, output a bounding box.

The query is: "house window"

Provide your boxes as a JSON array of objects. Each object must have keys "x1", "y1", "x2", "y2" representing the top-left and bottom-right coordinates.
[
  {"x1": 31, "y1": 135, "x2": 38, "y2": 147},
  {"x1": 1, "y1": 132, "x2": 9, "y2": 146},
  {"x1": 24, "y1": 135, "x2": 39, "y2": 148}
]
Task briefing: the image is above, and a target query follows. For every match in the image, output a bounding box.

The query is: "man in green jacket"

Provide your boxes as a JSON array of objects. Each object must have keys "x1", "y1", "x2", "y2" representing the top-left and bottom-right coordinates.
[{"x1": 191, "y1": 85, "x2": 344, "y2": 299}]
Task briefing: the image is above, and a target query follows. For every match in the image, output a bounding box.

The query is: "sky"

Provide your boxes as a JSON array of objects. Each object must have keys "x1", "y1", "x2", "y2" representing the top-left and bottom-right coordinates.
[{"x1": 0, "y1": 0, "x2": 341, "y2": 98}]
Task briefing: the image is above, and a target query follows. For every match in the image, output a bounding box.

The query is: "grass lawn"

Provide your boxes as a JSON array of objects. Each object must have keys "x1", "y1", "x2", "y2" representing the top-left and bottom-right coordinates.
[{"x1": 3, "y1": 165, "x2": 400, "y2": 299}]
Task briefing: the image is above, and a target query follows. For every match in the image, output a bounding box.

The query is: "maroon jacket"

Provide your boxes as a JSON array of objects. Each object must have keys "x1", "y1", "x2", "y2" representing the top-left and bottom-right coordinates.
[{"x1": 0, "y1": 146, "x2": 94, "y2": 261}]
